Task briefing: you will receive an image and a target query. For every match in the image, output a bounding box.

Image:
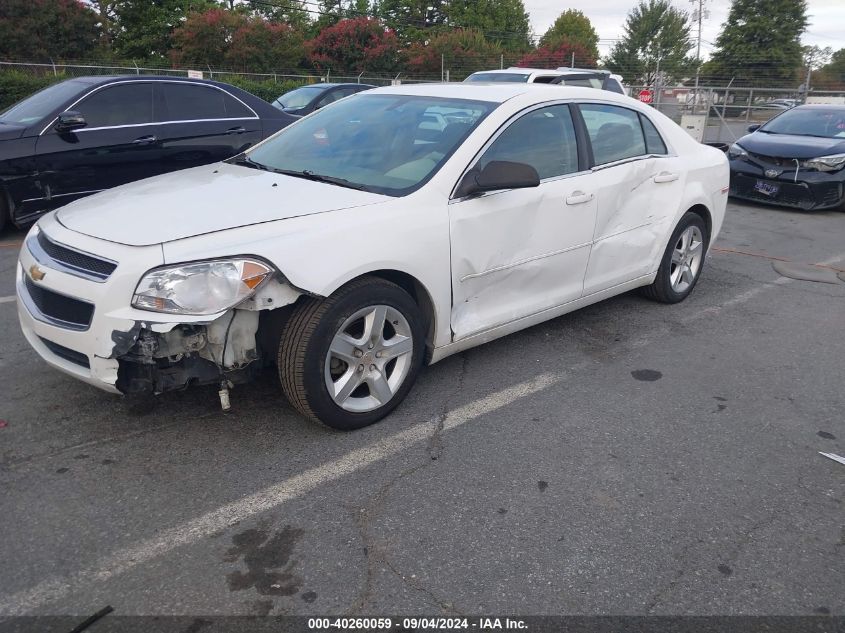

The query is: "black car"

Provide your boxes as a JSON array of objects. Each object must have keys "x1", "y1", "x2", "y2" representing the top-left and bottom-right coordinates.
[
  {"x1": 728, "y1": 104, "x2": 845, "y2": 210},
  {"x1": 0, "y1": 75, "x2": 297, "y2": 231},
  {"x1": 271, "y1": 82, "x2": 375, "y2": 117}
]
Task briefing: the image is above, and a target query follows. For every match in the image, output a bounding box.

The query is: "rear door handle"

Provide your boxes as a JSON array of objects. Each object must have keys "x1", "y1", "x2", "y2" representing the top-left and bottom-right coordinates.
[
  {"x1": 226, "y1": 126, "x2": 246, "y2": 135},
  {"x1": 565, "y1": 191, "x2": 594, "y2": 205},
  {"x1": 132, "y1": 135, "x2": 157, "y2": 145},
  {"x1": 653, "y1": 172, "x2": 679, "y2": 183}
]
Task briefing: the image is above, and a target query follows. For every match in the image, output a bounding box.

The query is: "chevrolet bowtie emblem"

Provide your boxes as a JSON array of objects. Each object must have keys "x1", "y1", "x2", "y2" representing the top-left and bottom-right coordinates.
[{"x1": 29, "y1": 264, "x2": 46, "y2": 281}]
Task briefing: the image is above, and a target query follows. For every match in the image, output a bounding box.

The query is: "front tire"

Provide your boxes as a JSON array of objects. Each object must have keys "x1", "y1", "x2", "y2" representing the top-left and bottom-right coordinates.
[
  {"x1": 278, "y1": 277, "x2": 425, "y2": 430},
  {"x1": 641, "y1": 212, "x2": 709, "y2": 304},
  {"x1": 0, "y1": 192, "x2": 9, "y2": 234}
]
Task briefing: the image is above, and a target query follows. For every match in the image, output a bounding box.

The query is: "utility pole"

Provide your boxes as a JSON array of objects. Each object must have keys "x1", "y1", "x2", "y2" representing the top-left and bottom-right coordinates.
[{"x1": 690, "y1": 0, "x2": 709, "y2": 114}]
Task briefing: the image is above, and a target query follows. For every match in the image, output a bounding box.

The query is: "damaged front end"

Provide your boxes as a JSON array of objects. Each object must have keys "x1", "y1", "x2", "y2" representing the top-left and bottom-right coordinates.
[
  {"x1": 115, "y1": 310, "x2": 262, "y2": 394},
  {"x1": 114, "y1": 277, "x2": 304, "y2": 397}
]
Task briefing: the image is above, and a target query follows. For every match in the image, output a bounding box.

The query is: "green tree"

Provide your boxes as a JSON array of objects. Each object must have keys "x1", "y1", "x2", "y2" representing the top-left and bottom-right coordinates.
[
  {"x1": 706, "y1": 0, "x2": 807, "y2": 86},
  {"x1": 85, "y1": 1, "x2": 120, "y2": 54},
  {"x1": 605, "y1": 0, "x2": 693, "y2": 84},
  {"x1": 378, "y1": 0, "x2": 447, "y2": 44},
  {"x1": 170, "y1": 8, "x2": 242, "y2": 67},
  {"x1": 538, "y1": 10, "x2": 599, "y2": 63},
  {"x1": 406, "y1": 28, "x2": 502, "y2": 78},
  {"x1": 225, "y1": 18, "x2": 305, "y2": 70},
  {"x1": 519, "y1": 41, "x2": 597, "y2": 69},
  {"x1": 0, "y1": 0, "x2": 100, "y2": 60},
  {"x1": 112, "y1": 0, "x2": 218, "y2": 61},
  {"x1": 815, "y1": 48, "x2": 845, "y2": 89},
  {"x1": 240, "y1": 0, "x2": 310, "y2": 30},
  {"x1": 445, "y1": 0, "x2": 532, "y2": 52},
  {"x1": 171, "y1": 8, "x2": 306, "y2": 70}
]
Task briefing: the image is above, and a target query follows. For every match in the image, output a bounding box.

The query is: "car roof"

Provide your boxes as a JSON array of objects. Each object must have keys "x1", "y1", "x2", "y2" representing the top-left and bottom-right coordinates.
[
  {"x1": 794, "y1": 103, "x2": 845, "y2": 109},
  {"x1": 64, "y1": 75, "x2": 252, "y2": 91},
  {"x1": 364, "y1": 82, "x2": 631, "y2": 104},
  {"x1": 473, "y1": 68, "x2": 564, "y2": 76}
]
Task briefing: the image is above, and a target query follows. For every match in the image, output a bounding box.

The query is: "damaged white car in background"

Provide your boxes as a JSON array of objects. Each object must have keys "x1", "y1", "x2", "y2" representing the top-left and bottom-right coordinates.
[{"x1": 17, "y1": 83, "x2": 728, "y2": 430}]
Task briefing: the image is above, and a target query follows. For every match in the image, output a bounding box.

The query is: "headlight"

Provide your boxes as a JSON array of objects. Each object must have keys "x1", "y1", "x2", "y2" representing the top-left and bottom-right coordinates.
[
  {"x1": 132, "y1": 258, "x2": 273, "y2": 315},
  {"x1": 728, "y1": 143, "x2": 748, "y2": 160},
  {"x1": 802, "y1": 153, "x2": 845, "y2": 172}
]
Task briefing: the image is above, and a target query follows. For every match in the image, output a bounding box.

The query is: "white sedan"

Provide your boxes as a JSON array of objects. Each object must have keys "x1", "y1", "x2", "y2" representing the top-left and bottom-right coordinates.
[{"x1": 16, "y1": 84, "x2": 728, "y2": 429}]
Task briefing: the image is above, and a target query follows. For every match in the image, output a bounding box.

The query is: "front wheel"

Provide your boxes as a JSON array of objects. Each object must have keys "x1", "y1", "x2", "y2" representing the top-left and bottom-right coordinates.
[
  {"x1": 0, "y1": 192, "x2": 9, "y2": 234},
  {"x1": 641, "y1": 212, "x2": 709, "y2": 303},
  {"x1": 278, "y1": 277, "x2": 425, "y2": 430}
]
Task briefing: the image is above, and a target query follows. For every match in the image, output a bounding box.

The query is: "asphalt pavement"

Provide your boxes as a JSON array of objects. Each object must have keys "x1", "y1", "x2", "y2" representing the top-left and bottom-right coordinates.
[{"x1": 0, "y1": 199, "x2": 843, "y2": 620}]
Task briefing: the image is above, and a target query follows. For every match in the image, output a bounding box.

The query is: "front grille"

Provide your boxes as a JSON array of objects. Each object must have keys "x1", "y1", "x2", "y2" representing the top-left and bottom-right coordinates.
[
  {"x1": 38, "y1": 337, "x2": 90, "y2": 368},
  {"x1": 36, "y1": 231, "x2": 116, "y2": 280},
  {"x1": 747, "y1": 152, "x2": 797, "y2": 168},
  {"x1": 24, "y1": 275, "x2": 94, "y2": 329},
  {"x1": 731, "y1": 174, "x2": 842, "y2": 210}
]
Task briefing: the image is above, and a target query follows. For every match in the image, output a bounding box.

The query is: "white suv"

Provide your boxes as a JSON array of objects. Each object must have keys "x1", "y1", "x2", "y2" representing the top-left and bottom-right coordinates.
[
  {"x1": 465, "y1": 67, "x2": 626, "y2": 94},
  {"x1": 463, "y1": 68, "x2": 568, "y2": 84}
]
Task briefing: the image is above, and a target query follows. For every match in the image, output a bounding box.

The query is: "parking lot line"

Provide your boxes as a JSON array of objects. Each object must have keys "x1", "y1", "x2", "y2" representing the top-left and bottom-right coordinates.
[
  {"x1": 0, "y1": 296, "x2": 16, "y2": 304},
  {"x1": 0, "y1": 373, "x2": 559, "y2": 616},
  {"x1": 0, "y1": 241, "x2": 22, "y2": 248},
  {"x1": 3, "y1": 249, "x2": 844, "y2": 616}
]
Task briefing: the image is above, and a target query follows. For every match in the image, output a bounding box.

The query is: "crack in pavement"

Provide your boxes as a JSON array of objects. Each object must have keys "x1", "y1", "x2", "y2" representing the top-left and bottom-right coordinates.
[
  {"x1": 346, "y1": 356, "x2": 471, "y2": 615},
  {"x1": 644, "y1": 511, "x2": 782, "y2": 613},
  {"x1": 346, "y1": 461, "x2": 462, "y2": 615}
]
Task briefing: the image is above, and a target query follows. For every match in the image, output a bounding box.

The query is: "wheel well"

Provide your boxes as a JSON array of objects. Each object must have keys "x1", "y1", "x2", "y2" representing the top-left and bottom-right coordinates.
[
  {"x1": 366, "y1": 270, "x2": 437, "y2": 353},
  {"x1": 687, "y1": 204, "x2": 712, "y2": 242}
]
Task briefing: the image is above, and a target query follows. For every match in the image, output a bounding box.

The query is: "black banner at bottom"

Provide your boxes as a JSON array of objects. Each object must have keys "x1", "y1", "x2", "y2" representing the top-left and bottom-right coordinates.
[{"x1": 0, "y1": 616, "x2": 843, "y2": 633}]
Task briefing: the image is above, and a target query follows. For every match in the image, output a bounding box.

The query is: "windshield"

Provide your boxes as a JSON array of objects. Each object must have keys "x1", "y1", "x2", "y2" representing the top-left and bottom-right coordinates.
[
  {"x1": 243, "y1": 94, "x2": 493, "y2": 196},
  {"x1": 274, "y1": 85, "x2": 324, "y2": 110},
  {"x1": 0, "y1": 80, "x2": 85, "y2": 126},
  {"x1": 761, "y1": 107, "x2": 845, "y2": 138},
  {"x1": 465, "y1": 73, "x2": 530, "y2": 83}
]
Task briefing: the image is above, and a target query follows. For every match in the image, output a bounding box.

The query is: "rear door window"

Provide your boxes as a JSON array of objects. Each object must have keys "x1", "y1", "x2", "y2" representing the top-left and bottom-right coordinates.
[
  {"x1": 578, "y1": 103, "x2": 647, "y2": 165},
  {"x1": 639, "y1": 114, "x2": 668, "y2": 154},
  {"x1": 158, "y1": 83, "x2": 254, "y2": 121}
]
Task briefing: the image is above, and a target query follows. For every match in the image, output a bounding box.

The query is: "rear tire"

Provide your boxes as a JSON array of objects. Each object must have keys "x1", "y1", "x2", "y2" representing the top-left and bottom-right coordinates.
[
  {"x1": 641, "y1": 212, "x2": 709, "y2": 304},
  {"x1": 278, "y1": 276, "x2": 425, "y2": 430}
]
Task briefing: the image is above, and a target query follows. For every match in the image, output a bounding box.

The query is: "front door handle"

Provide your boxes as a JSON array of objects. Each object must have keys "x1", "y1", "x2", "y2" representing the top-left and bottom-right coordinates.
[
  {"x1": 226, "y1": 126, "x2": 246, "y2": 135},
  {"x1": 566, "y1": 191, "x2": 594, "y2": 205},
  {"x1": 653, "y1": 172, "x2": 679, "y2": 183},
  {"x1": 132, "y1": 135, "x2": 157, "y2": 145}
]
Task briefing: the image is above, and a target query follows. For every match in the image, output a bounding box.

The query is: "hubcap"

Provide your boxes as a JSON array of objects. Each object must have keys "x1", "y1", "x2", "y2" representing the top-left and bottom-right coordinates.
[
  {"x1": 324, "y1": 305, "x2": 414, "y2": 413},
  {"x1": 669, "y1": 226, "x2": 704, "y2": 293}
]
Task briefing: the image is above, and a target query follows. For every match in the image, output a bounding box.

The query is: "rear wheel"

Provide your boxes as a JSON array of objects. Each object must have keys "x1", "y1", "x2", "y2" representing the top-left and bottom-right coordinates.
[
  {"x1": 641, "y1": 212, "x2": 709, "y2": 303},
  {"x1": 278, "y1": 277, "x2": 424, "y2": 430}
]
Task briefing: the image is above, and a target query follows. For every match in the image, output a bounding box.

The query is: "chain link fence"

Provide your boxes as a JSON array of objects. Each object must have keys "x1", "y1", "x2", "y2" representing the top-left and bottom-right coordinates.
[
  {"x1": 630, "y1": 84, "x2": 845, "y2": 144},
  {"x1": 3, "y1": 59, "x2": 845, "y2": 147}
]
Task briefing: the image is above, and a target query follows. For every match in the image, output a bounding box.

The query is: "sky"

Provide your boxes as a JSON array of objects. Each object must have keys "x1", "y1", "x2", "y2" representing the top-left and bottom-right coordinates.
[{"x1": 524, "y1": 0, "x2": 845, "y2": 60}]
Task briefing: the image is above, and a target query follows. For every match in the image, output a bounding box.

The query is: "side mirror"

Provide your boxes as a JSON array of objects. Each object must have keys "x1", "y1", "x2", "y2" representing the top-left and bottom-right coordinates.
[
  {"x1": 456, "y1": 160, "x2": 540, "y2": 198},
  {"x1": 56, "y1": 111, "x2": 87, "y2": 132},
  {"x1": 747, "y1": 124, "x2": 761, "y2": 133}
]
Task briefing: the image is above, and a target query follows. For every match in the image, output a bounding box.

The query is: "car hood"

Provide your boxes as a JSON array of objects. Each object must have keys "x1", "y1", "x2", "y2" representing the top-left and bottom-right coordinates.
[
  {"x1": 737, "y1": 132, "x2": 845, "y2": 159},
  {"x1": 56, "y1": 163, "x2": 391, "y2": 246},
  {"x1": 0, "y1": 123, "x2": 28, "y2": 140}
]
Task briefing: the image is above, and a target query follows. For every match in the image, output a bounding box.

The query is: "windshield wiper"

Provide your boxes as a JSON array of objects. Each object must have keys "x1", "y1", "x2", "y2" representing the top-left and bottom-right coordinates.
[
  {"x1": 271, "y1": 169, "x2": 371, "y2": 191},
  {"x1": 227, "y1": 154, "x2": 269, "y2": 171}
]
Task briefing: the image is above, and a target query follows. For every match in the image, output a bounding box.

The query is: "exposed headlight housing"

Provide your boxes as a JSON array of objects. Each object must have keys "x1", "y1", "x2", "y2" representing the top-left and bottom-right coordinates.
[
  {"x1": 802, "y1": 153, "x2": 845, "y2": 172},
  {"x1": 132, "y1": 258, "x2": 273, "y2": 315},
  {"x1": 728, "y1": 143, "x2": 748, "y2": 160}
]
